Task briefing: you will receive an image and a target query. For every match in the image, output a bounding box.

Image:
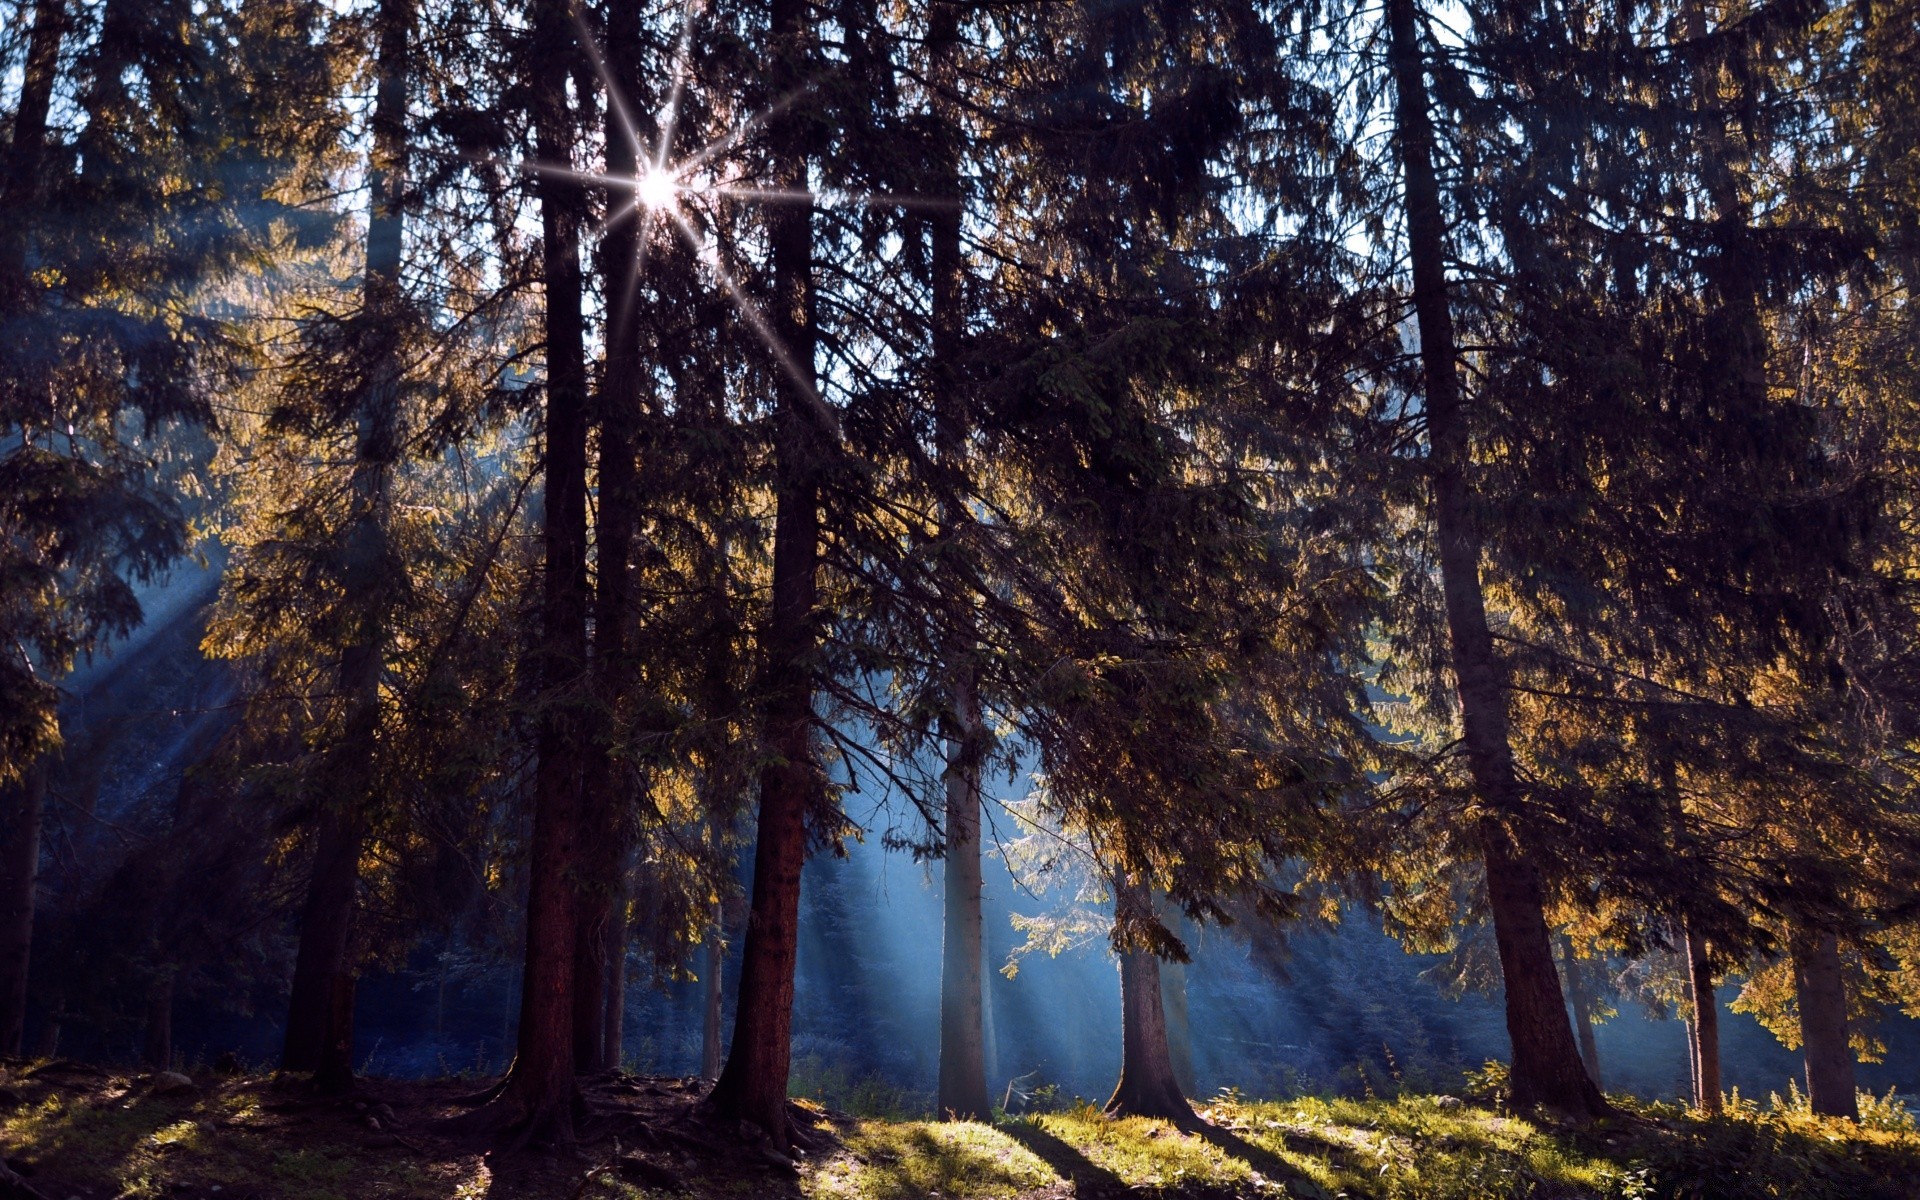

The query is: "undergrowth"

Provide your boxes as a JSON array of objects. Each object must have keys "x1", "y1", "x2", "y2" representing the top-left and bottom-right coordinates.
[{"x1": 1, "y1": 1067, "x2": 1915, "y2": 1200}]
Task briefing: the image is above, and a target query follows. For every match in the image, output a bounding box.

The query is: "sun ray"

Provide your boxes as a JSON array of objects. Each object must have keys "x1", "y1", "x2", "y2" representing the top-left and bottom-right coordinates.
[
  {"x1": 569, "y1": 5, "x2": 644, "y2": 165},
  {"x1": 672, "y1": 85, "x2": 813, "y2": 178},
  {"x1": 667, "y1": 209, "x2": 840, "y2": 441},
  {"x1": 653, "y1": 0, "x2": 699, "y2": 173}
]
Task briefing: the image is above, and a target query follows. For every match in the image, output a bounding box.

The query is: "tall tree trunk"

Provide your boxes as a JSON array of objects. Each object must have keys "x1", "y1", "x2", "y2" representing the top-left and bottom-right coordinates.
[
  {"x1": 280, "y1": 0, "x2": 410, "y2": 1095},
  {"x1": 938, "y1": 678, "x2": 990, "y2": 1121},
  {"x1": 708, "y1": 0, "x2": 819, "y2": 1152},
  {"x1": 143, "y1": 972, "x2": 174, "y2": 1070},
  {"x1": 926, "y1": 0, "x2": 989, "y2": 1125},
  {"x1": 574, "y1": 0, "x2": 645, "y2": 1078},
  {"x1": 1384, "y1": 0, "x2": 1604, "y2": 1118},
  {"x1": 1104, "y1": 880, "x2": 1192, "y2": 1123},
  {"x1": 0, "y1": 0, "x2": 64, "y2": 306},
  {"x1": 0, "y1": 765, "x2": 44, "y2": 1056},
  {"x1": 0, "y1": 0, "x2": 66, "y2": 1061},
  {"x1": 1790, "y1": 928, "x2": 1857, "y2": 1120},
  {"x1": 1685, "y1": 923, "x2": 1720, "y2": 1113},
  {"x1": 479, "y1": 0, "x2": 591, "y2": 1142}
]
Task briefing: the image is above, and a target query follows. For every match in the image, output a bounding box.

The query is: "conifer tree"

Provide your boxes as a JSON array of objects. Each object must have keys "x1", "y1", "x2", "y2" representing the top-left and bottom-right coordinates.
[{"x1": 709, "y1": 0, "x2": 827, "y2": 1149}]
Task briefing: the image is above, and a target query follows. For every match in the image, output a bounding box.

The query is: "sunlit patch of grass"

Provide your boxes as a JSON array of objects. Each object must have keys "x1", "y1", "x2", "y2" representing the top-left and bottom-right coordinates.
[
  {"x1": 149, "y1": 1117, "x2": 208, "y2": 1151},
  {"x1": 808, "y1": 1118, "x2": 1056, "y2": 1200},
  {"x1": 0, "y1": 1088, "x2": 198, "y2": 1192},
  {"x1": 1029, "y1": 1107, "x2": 1257, "y2": 1190}
]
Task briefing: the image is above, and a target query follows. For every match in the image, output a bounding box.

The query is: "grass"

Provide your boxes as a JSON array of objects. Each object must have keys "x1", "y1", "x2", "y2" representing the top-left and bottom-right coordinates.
[{"x1": 1, "y1": 1064, "x2": 1915, "y2": 1199}]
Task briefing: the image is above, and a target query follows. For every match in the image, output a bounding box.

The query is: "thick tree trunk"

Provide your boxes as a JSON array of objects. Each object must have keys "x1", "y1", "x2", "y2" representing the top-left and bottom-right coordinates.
[
  {"x1": 0, "y1": 765, "x2": 44, "y2": 1057},
  {"x1": 279, "y1": 0, "x2": 409, "y2": 1095},
  {"x1": 1790, "y1": 928, "x2": 1856, "y2": 1120},
  {"x1": 574, "y1": 0, "x2": 645, "y2": 1078},
  {"x1": 143, "y1": 972, "x2": 173, "y2": 1070},
  {"x1": 1685, "y1": 923, "x2": 1720, "y2": 1113},
  {"x1": 708, "y1": 0, "x2": 819, "y2": 1153},
  {"x1": 1384, "y1": 0, "x2": 1603, "y2": 1118},
  {"x1": 1104, "y1": 881, "x2": 1192, "y2": 1124}
]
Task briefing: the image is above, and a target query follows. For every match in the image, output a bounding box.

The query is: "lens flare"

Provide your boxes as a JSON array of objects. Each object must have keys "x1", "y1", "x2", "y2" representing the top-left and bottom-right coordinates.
[{"x1": 637, "y1": 169, "x2": 678, "y2": 210}]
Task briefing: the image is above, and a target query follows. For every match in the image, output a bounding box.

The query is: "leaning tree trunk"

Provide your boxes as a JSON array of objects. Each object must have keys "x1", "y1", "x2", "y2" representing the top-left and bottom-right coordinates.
[
  {"x1": 708, "y1": 0, "x2": 820, "y2": 1152},
  {"x1": 280, "y1": 0, "x2": 410, "y2": 1095},
  {"x1": 1384, "y1": 0, "x2": 1604, "y2": 1118},
  {"x1": 1790, "y1": 927, "x2": 1857, "y2": 1120},
  {"x1": 1104, "y1": 880, "x2": 1192, "y2": 1124},
  {"x1": 0, "y1": 764, "x2": 45, "y2": 1057},
  {"x1": 573, "y1": 0, "x2": 645, "y2": 1075},
  {"x1": 1685, "y1": 923, "x2": 1720, "y2": 1113}
]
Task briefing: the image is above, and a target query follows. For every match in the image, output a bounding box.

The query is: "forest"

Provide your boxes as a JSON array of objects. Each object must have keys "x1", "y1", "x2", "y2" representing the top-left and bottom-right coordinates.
[{"x1": 3, "y1": 0, "x2": 1920, "y2": 1194}]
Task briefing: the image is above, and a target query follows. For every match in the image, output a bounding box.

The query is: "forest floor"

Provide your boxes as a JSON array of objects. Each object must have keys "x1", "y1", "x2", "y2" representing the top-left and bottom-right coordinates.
[{"x1": 1, "y1": 1060, "x2": 1916, "y2": 1200}]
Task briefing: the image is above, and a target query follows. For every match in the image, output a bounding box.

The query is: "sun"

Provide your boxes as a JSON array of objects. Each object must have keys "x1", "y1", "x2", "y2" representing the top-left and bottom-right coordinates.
[{"x1": 636, "y1": 168, "x2": 678, "y2": 210}]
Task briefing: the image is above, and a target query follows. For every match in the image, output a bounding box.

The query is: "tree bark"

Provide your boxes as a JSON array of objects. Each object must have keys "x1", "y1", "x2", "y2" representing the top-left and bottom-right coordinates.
[
  {"x1": 143, "y1": 972, "x2": 174, "y2": 1070},
  {"x1": 1104, "y1": 880, "x2": 1192, "y2": 1124},
  {"x1": 0, "y1": 764, "x2": 44, "y2": 1057},
  {"x1": 926, "y1": 0, "x2": 989, "y2": 1125},
  {"x1": 279, "y1": 0, "x2": 410, "y2": 1095},
  {"x1": 1685, "y1": 923, "x2": 1720, "y2": 1113},
  {"x1": 1790, "y1": 928, "x2": 1856, "y2": 1120},
  {"x1": 1384, "y1": 0, "x2": 1604, "y2": 1118},
  {"x1": 707, "y1": 0, "x2": 820, "y2": 1153},
  {"x1": 474, "y1": 0, "x2": 592, "y2": 1141},
  {"x1": 938, "y1": 674, "x2": 990, "y2": 1120},
  {"x1": 573, "y1": 0, "x2": 646, "y2": 1078}
]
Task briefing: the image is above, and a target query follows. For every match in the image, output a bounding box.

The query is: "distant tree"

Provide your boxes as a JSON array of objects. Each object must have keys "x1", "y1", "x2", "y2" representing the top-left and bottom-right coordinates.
[{"x1": 0, "y1": 0, "x2": 334, "y2": 1056}]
